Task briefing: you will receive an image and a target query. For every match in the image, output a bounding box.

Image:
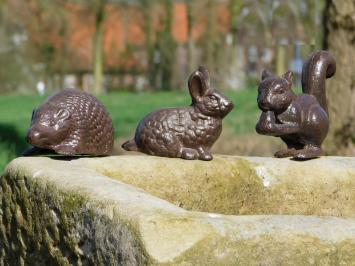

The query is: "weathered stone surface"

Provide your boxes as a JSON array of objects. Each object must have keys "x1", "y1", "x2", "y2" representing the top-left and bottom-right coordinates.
[
  {"x1": 74, "y1": 155, "x2": 355, "y2": 217},
  {"x1": 1, "y1": 155, "x2": 355, "y2": 265}
]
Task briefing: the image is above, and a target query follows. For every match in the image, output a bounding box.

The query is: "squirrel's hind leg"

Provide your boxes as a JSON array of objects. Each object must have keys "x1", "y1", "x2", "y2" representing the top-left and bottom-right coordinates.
[
  {"x1": 274, "y1": 148, "x2": 297, "y2": 158},
  {"x1": 293, "y1": 145, "x2": 323, "y2": 160},
  {"x1": 275, "y1": 138, "x2": 303, "y2": 158}
]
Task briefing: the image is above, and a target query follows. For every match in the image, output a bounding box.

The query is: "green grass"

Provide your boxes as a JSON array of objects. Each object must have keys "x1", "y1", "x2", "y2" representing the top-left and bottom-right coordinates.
[{"x1": 0, "y1": 89, "x2": 259, "y2": 171}]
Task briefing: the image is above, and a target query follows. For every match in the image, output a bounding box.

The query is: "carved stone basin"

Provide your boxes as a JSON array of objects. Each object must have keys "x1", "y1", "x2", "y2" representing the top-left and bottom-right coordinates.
[
  {"x1": 81, "y1": 155, "x2": 355, "y2": 217},
  {"x1": 1, "y1": 155, "x2": 355, "y2": 265}
]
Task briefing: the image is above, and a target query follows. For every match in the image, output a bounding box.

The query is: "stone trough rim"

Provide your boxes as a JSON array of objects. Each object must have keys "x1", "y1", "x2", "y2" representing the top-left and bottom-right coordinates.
[{"x1": 5, "y1": 155, "x2": 355, "y2": 219}]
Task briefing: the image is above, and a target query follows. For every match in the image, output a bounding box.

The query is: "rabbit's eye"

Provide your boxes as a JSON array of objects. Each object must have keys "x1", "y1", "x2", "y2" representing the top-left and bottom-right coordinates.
[{"x1": 209, "y1": 95, "x2": 218, "y2": 101}]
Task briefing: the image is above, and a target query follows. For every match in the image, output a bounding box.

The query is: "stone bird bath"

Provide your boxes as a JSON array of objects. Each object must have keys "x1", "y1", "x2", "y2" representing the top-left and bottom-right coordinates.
[{"x1": 1, "y1": 155, "x2": 355, "y2": 265}]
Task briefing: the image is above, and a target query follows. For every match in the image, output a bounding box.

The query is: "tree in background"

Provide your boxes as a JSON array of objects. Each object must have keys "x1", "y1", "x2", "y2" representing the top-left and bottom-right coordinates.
[
  {"x1": 185, "y1": 0, "x2": 195, "y2": 75},
  {"x1": 224, "y1": 0, "x2": 244, "y2": 90},
  {"x1": 0, "y1": 0, "x2": 330, "y2": 95},
  {"x1": 0, "y1": 0, "x2": 31, "y2": 93},
  {"x1": 204, "y1": 0, "x2": 218, "y2": 70},
  {"x1": 3, "y1": 0, "x2": 70, "y2": 92},
  {"x1": 271, "y1": 1, "x2": 300, "y2": 76},
  {"x1": 157, "y1": 0, "x2": 176, "y2": 90},
  {"x1": 140, "y1": 0, "x2": 177, "y2": 91},
  {"x1": 324, "y1": 0, "x2": 355, "y2": 155},
  {"x1": 90, "y1": 0, "x2": 107, "y2": 95},
  {"x1": 141, "y1": 0, "x2": 156, "y2": 89}
]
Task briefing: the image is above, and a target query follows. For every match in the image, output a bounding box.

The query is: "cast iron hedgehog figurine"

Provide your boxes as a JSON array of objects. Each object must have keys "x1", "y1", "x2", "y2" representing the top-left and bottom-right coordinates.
[
  {"x1": 122, "y1": 66, "x2": 234, "y2": 161},
  {"x1": 24, "y1": 88, "x2": 114, "y2": 156}
]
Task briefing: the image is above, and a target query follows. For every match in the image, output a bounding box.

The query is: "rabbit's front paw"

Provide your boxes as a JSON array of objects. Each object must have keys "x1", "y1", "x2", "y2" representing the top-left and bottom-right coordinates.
[{"x1": 181, "y1": 148, "x2": 199, "y2": 160}]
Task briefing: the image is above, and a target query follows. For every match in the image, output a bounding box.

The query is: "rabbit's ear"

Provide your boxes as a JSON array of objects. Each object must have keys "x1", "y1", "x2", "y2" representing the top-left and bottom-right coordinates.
[
  {"x1": 261, "y1": 70, "x2": 273, "y2": 80},
  {"x1": 188, "y1": 66, "x2": 209, "y2": 100},
  {"x1": 197, "y1": 66, "x2": 211, "y2": 88}
]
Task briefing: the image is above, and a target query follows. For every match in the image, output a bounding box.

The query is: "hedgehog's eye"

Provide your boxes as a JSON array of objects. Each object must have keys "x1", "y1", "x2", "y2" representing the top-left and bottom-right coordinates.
[
  {"x1": 49, "y1": 120, "x2": 56, "y2": 127},
  {"x1": 55, "y1": 108, "x2": 70, "y2": 121}
]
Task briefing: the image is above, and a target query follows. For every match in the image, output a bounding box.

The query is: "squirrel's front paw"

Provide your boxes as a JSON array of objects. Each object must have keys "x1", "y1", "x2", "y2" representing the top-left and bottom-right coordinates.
[
  {"x1": 256, "y1": 111, "x2": 275, "y2": 133},
  {"x1": 255, "y1": 121, "x2": 266, "y2": 134}
]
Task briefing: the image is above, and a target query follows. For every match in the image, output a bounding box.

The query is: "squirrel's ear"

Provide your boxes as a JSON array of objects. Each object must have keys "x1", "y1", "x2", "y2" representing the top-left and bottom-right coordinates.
[
  {"x1": 282, "y1": 71, "x2": 293, "y2": 83},
  {"x1": 261, "y1": 70, "x2": 273, "y2": 80}
]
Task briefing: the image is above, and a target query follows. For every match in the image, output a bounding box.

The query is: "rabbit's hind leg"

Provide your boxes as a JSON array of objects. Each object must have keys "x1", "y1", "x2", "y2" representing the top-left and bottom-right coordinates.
[
  {"x1": 197, "y1": 147, "x2": 213, "y2": 161},
  {"x1": 180, "y1": 147, "x2": 199, "y2": 160}
]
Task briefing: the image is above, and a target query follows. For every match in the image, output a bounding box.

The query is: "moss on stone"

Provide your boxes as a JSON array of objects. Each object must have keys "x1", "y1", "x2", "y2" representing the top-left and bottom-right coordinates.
[{"x1": 0, "y1": 172, "x2": 148, "y2": 265}]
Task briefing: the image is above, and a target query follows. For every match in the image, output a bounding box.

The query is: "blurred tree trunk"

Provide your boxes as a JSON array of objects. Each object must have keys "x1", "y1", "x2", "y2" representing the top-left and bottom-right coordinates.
[
  {"x1": 92, "y1": 0, "x2": 106, "y2": 95},
  {"x1": 159, "y1": 0, "x2": 176, "y2": 90},
  {"x1": 205, "y1": 0, "x2": 217, "y2": 69},
  {"x1": 185, "y1": 0, "x2": 195, "y2": 74},
  {"x1": 0, "y1": 0, "x2": 4, "y2": 14},
  {"x1": 324, "y1": 0, "x2": 355, "y2": 155},
  {"x1": 4, "y1": 0, "x2": 71, "y2": 92},
  {"x1": 142, "y1": 0, "x2": 156, "y2": 89},
  {"x1": 227, "y1": 0, "x2": 244, "y2": 90},
  {"x1": 275, "y1": 45, "x2": 286, "y2": 75},
  {"x1": 58, "y1": 1, "x2": 69, "y2": 89}
]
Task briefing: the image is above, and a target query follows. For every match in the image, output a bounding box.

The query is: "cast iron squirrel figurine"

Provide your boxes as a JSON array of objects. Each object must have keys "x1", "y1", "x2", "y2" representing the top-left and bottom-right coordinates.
[
  {"x1": 122, "y1": 66, "x2": 234, "y2": 161},
  {"x1": 24, "y1": 88, "x2": 114, "y2": 156},
  {"x1": 256, "y1": 50, "x2": 336, "y2": 160}
]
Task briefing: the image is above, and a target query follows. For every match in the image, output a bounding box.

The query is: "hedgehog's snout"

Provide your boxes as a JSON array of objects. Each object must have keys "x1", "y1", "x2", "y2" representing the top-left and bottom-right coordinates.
[
  {"x1": 26, "y1": 129, "x2": 41, "y2": 144},
  {"x1": 26, "y1": 127, "x2": 53, "y2": 147}
]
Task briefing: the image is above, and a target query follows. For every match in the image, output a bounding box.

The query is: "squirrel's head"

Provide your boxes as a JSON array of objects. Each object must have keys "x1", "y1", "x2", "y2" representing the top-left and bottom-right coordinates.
[
  {"x1": 257, "y1": 70, "x2": 295, "y2": 112},
  {"x1": 26, "y1": 103, "x2": 72, "y2": 149}
]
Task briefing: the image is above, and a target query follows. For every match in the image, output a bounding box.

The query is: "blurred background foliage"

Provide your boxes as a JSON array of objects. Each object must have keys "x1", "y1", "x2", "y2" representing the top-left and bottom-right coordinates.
[
  {"x1": 0, "y1": 0, "x2": 325, "y2": 93},
  {"x1": 0, "y1": 0, "x2": 354, "y2": 171}
]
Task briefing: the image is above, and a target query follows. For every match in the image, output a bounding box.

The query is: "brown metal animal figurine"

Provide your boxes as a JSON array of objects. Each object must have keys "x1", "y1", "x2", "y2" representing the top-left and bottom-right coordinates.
[
  {"x1": 122, "y1": 66, "x2": 234, "y2": 160},
  {"x1": 25, "y1": 88, "x2": 114, "y2": 156},
  {"x1": 256, "y1": 50, "x2": 336, "y2": 160}
]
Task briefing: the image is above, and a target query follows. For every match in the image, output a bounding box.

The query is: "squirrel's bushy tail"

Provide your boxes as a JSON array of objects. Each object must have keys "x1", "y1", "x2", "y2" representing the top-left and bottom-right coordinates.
[
  {"x1": 301, "y1": 50, "x2": 336, "y2": 114},
  {"x1": 122, "y1": 139, "x2": 139, "y2": 151}
]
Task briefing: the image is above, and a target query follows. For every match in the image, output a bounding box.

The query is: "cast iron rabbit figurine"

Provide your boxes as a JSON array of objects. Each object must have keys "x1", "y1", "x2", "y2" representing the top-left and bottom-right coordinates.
[
  {"x1": 122, "y1": 66, "x2": 234, "y2": 160},
  {"x1": 256, "y1": 50, "x2": 336, "y2": 160}
]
